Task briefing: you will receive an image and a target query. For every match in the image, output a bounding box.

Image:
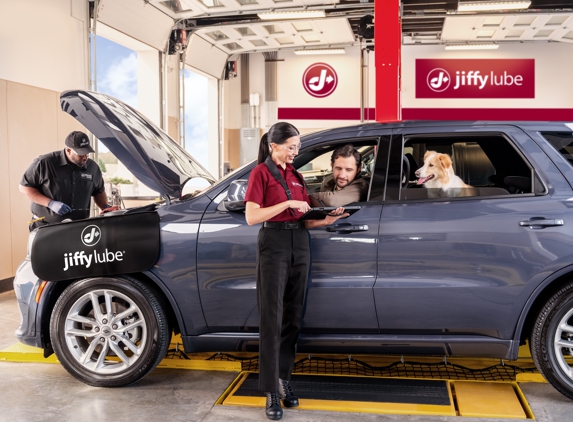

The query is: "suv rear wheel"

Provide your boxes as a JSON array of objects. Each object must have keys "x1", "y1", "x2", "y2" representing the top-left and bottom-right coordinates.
[
  {"x1": 531, "y1": 281, "x2": 573, "y2": 399},
  {"x1": 50, "y1": 276, "x2": 170, "y2": 387}
]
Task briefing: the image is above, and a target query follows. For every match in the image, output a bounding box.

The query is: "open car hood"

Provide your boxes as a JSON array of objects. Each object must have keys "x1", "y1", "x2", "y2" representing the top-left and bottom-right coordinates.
[{"x1": 60, "y1": 90, "x2": 215, "y2": 199}]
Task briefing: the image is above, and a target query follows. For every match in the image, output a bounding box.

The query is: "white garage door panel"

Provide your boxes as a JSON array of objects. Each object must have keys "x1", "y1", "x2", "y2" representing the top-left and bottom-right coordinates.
[
  {"x1": 98, "y1": 0, "x2": 174, "y2": 51},
  {"x1": 315, "y1": 18, "x2": 355, "y2": 44},
  {"x1": 185, "y1": 34, "x2": 228, "y2": 79}
]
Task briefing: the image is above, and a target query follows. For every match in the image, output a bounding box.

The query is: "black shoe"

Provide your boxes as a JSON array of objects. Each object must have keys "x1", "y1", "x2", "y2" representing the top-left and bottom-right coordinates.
[
  {"x1": 279, "y1": 378, "x2": 299, "y2": 408},
  {"x1": 265, "y1": 391, "x2": 283, "y2": 420}
]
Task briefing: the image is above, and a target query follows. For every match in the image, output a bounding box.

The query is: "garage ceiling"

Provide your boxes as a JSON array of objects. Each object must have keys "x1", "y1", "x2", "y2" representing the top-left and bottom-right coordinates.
[{"x1": 104, "y1": 1, "x2": 573, "y2": 55}]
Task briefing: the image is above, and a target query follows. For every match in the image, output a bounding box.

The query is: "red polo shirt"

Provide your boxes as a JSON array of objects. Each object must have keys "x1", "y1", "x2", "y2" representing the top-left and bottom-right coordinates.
[{"x1": 245, "y1": 161, "x2": 310, "y2": 222}]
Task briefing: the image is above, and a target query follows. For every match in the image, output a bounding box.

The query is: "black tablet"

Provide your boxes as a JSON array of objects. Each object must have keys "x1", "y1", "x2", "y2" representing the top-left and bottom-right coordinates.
[{"x1": 299, "y1": 206, "x2": 361, "y2": 220}]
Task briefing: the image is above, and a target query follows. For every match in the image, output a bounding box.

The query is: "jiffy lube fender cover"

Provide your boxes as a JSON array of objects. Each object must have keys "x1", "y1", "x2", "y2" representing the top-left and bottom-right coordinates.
[{"x1": 31, "y1": 212, "x2": 160, "y2": 281}]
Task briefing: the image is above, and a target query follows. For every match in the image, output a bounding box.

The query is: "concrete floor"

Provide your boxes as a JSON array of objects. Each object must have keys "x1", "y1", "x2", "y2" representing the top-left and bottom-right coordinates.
[{"x1": 0, "y1": 290, "x2": 571, "y2": 422}]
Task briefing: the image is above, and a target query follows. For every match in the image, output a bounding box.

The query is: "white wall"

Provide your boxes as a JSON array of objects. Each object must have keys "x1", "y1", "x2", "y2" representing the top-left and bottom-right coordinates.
[
  {"x1": 224, "y1": 48, "x2": 374, "y2": 131},
  {"x1": 401, "y1": 42, "x2": 573, "y2": 109},
  {"x1": 0, "y1": 0, "x2": 88, "y2": 92},
  {"x1": 222, "y1": 42, "x2": 573, "y2": 132},
  {"x1": 0, "y1": 0, "x2": 90, "y2": 280},
  {"x1": 278, "y1": 49, "x2": 362, "y2": 110}
]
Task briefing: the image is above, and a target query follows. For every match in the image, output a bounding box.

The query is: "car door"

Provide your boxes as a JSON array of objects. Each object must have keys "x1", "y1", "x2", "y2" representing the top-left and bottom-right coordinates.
[
  {"x1": 300, "y1": 136, "x2": 389, "y2": 334},
  {"x1": 195, "y1": 166, "x2": 261, "y2": 333},
  {"x1": 374, "y1": 124, "x2": 573, "y2": 342},
  {"x1": 196, "y1": 134, "x2": 389, "y2": 334}
]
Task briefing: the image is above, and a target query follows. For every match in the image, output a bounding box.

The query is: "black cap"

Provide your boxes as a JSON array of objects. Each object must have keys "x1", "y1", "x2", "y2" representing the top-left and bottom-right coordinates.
[{"x1": 65, "y1": 131, "x2": 94, "y2": 155}]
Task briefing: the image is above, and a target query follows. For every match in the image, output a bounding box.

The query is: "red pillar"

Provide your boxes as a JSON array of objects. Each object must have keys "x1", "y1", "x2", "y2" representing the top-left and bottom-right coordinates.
[{"x1": 375, "y1": 0, "x2": 402, "y2": 122}]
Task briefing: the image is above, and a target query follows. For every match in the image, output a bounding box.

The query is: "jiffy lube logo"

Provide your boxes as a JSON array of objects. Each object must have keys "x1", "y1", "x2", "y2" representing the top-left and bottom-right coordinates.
[
  {"x1": 63, "y1": 224, "x2": 125, "y2": 271},
  {"x1": 416, "y1": 59, "x2": 535, "y2": 98},
  {"x1": 427, "y1": 68, "x2": 451, "y2": 92},
  {"x1": 81, "y1": 225, "x2": 101, "y2": 246},
  {"x1": 303, "y1": 63, "x2": 338, "y2": 98}
]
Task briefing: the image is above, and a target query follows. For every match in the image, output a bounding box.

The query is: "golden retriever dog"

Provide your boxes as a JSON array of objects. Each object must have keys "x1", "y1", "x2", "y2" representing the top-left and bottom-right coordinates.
[{"x1": 415, "y1": 151, "x2": 474, "y2": 197}]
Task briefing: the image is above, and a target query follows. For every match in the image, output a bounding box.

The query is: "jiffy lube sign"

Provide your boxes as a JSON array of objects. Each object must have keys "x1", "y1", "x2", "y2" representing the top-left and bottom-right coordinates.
[
  {"x1": 416, "y1": 59, "x2": 535, "y2": 98},
  {"x1": 303, "y1": 63, "x2": 338, "y2": 98}
]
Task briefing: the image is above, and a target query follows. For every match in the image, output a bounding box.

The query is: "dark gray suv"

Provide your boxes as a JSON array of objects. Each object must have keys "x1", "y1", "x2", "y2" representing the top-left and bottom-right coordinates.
[{"x1": 13, "y1": 90, "x2": 573, "y2": 400}]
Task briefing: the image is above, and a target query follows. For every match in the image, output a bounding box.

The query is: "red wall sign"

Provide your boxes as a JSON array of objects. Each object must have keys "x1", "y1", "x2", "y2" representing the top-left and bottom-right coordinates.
[
  {"x1": 302, "y1": 63, "x2": 338, "y2": 98},
  {"x1": 416, "y1": 59, "x2": 535, "y2": 99}
]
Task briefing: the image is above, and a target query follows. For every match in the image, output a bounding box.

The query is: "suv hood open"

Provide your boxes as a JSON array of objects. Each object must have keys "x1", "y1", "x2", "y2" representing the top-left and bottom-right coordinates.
[{"x1": 60, "y1": 90, "x2": 215, "y2": 199}]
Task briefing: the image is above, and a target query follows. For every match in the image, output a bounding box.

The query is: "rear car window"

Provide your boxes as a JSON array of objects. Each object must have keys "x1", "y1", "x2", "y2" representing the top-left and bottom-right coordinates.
[
  {"x1": 384, "y1": 133, "x2": 536, "y2": 201},
  {"x1": 539, "y1": 132, "x2": 573, "y2": 167}
]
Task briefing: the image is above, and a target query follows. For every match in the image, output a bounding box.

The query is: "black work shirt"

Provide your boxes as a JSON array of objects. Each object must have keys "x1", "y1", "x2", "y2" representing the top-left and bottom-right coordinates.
[{"x1": 20, "y1": 149, "x2": 105, "y2": 223}]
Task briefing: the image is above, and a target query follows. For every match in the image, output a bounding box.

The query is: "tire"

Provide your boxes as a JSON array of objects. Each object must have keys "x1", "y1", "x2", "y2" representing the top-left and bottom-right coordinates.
[
  {"x1": 531, "y1": 281, "x2": 573, "y2": 400},
  {"x1": 50, "y1": 276, "x2": 170, "y2": 387}
]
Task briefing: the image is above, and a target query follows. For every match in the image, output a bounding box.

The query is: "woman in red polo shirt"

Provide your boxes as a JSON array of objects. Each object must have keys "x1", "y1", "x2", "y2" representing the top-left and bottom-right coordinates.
[{"x1": 245, "y1": 122, "x2": 345, "y2": 420}]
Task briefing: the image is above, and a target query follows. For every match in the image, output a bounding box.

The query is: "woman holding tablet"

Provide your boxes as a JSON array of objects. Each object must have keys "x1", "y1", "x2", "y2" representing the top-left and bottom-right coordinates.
[{"x1": 245, "y1": 122, "x2": 346, "y2": 420}]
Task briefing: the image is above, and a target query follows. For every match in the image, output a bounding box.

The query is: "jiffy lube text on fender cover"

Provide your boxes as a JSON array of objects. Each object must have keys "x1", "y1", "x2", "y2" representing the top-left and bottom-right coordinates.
[{"x1": 31, "y1": 212, "x2": 160, "y2": 282}]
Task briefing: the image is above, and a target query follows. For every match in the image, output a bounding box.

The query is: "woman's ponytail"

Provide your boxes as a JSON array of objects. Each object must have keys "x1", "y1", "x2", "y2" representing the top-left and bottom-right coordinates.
[{"x1": 257, "y1": 133, "x2": 270, "y2": 164}]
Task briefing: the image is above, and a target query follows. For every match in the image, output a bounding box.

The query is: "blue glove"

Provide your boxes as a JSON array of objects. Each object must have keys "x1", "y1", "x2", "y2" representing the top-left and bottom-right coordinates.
[{"x1": 48, "y1": 200, "x2": 72, "y2": 215}]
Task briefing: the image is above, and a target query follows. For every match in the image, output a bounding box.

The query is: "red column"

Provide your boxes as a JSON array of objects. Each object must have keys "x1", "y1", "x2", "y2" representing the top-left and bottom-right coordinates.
[{"x1": 375, "y1": 0, "x2": 402, "y2": 122}]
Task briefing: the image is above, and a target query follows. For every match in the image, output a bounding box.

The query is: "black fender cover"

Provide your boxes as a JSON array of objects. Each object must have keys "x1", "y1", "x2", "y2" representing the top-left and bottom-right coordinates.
[{"x1": 31, "y1": 212, "x2": 160, "y2": 281}]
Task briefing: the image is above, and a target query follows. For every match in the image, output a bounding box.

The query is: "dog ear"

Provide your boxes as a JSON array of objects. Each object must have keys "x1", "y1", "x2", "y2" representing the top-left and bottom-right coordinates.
[
  {"x1": 423, "y1": 150, "x2": 436, "y2": 160},
  {"x1": 438, "y1": 154, "x2": 452, "y2": 169}
]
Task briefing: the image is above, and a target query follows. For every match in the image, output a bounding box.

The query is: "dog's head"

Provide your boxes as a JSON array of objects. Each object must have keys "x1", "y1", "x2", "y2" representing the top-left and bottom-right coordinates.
[{"x1": 415, "y1": 151, "x2": 453, "y2": 185}]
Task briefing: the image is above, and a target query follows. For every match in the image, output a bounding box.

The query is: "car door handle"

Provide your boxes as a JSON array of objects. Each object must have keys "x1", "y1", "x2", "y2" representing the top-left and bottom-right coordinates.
[
  {"x1": 326, "y1": 224, "x2": 369, "y2": 233},
  {"x1": 519, "y1": 218, "x2": 564, "y2": 228}
]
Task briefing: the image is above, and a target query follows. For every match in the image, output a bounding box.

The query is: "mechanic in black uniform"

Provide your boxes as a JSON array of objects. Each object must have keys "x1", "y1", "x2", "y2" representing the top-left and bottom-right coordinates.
[{"x1": 19, "y1": 131, "x2": 116, "y2": 231}]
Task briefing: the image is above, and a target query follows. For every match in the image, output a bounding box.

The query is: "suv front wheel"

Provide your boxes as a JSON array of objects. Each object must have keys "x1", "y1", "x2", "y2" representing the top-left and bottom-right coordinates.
[
  {"x1": 50, "y1": 276, "x2": 170, "y2": 387},
  {"x1": 531, "y1": 281, "x2": 573, "y2": 400}
]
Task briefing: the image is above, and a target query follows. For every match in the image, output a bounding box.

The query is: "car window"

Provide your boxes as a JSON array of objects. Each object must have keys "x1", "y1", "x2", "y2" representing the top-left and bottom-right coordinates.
[
  {"x1": 295, "y1": 139, "x2": 379, "y2": 200},
  {"x1": 539, "y1": 131, "x2": 573, "y2": 167},
  {"x1": 384, "y1": 133, "x2": 538, "y2": 201}
]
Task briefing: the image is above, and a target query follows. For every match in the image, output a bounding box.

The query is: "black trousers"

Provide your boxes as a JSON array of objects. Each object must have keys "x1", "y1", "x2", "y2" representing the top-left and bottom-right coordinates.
[{"x1": 257, "y1": 225, "x2": 310, "y2": 392}]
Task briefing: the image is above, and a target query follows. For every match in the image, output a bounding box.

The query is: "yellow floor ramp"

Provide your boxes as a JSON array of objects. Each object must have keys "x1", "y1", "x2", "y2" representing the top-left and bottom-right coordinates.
[
  {"x1": 0, "y1": 341, "x2": 536, "y2": 418},
  {"x1": 454, "y1": 381, "x2": 531, "y2": 418},
  {"x1": 218, "y1": 372, "x2": 534, "y2": 419},
  {"x1": 0, "y1": 342, "x2": 241, "y2": 372},
  {"x1": 0, "y1": 342, "x2": 59, "y2": 363}
]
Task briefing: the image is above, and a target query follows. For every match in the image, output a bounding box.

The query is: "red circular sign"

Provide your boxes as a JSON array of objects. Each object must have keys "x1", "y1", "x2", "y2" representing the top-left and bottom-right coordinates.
[{"x1": 302, "y1": 63, "x2": 338, "y2": 98}]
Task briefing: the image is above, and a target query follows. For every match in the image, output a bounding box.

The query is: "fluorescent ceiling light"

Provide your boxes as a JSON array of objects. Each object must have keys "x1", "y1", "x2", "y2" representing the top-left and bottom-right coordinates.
[
  {"x1": 458, "y1": 1, "x2": 531, "y2": 12},
  {"x1": 258, "y1": 10, "x2": 326, "y2": 20},
  {"x1": 294, "y1": 48, "x2": 345, "y2": 55},
  {"x1": 445, "y1": 43, "x2": 500, "y2": 50}
]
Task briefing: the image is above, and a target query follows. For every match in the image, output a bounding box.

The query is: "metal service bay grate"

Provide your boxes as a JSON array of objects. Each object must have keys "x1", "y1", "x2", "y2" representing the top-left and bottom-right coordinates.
[{"x1": 235, "y1": 373, "x2": 451, "y2": 405}]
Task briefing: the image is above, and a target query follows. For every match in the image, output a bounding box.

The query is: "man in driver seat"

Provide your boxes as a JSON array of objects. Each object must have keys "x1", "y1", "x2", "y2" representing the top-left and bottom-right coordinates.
[{"x1": 310, "y1": 144, "x2": 369, "y2": 207}]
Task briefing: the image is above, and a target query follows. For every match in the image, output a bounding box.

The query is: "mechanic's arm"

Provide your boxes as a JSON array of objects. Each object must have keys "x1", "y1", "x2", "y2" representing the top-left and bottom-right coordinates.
[
  {"x1": 19, "y1": 185, "x2": 51, "y2": 207},
  {"x1": 94, "y1": 191, "x2": 121, "y2": 215},
  {"x1": 93, "y1": 191, "x2": 109, "y2": 210}
]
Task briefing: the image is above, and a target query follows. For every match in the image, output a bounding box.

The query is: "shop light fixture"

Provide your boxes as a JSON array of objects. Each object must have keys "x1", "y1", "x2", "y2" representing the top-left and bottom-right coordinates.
[
  {"x1": 258, "y1": 10, "x2": 326, "y2": 20},
  {"x1": 294, "y1": 48, "x2": 345, "y2": 55},
  {"x1": 445, "y1": 43, "x2": 500, "y2": 50},
  {"x1": 457, "y1": 1, "x2": 531, "y2": 12}
]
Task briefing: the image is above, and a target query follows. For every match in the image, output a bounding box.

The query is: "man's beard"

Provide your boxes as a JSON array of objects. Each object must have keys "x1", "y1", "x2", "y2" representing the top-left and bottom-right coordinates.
[
  {"x1": 70, "y1": 155, "x2": 87, "y2": 167},
  {"x1": 335, "y1": 178, "x2": 349, "y2": 189}
]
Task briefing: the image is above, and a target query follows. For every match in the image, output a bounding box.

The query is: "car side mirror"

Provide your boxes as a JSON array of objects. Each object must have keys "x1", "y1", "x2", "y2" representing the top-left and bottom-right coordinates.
[{"x1": 222, "y1": 179, "x2": 248, "y2": 211}]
